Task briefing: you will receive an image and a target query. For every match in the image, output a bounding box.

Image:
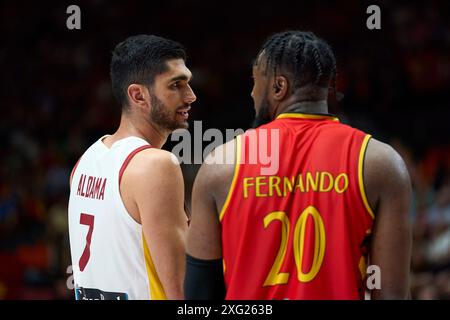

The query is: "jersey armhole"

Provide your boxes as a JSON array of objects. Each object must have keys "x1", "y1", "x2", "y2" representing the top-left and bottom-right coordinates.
[
  {"x1": 116, "y1": 145, "x2": 153, "y2": 227},
  {"x1": 219, "y1": 135, "x2": 242, "y2": 222},
  {"x1": 358, "y1": 134, "x2": 375, "y2": 219},
  {"x1": 69, "y1": 157, "x2": 82, "y2": 188},
  {"x1": 119, "y1": 145, "x2": 153, "y2": 184}
]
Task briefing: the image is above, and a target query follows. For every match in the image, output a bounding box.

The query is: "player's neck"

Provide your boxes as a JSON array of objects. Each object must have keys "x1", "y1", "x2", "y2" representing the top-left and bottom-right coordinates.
[
  {"x1": 278, "y1": 100, "x2": 329, "y2": 116},
  {"x1": 110, "y1": 113, "x2": 168, "y2": 148}
]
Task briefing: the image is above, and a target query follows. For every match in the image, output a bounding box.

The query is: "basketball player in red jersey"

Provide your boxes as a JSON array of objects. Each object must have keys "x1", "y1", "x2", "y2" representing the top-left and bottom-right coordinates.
[
  {"x1": 185, "y1": 31, "x2": 412, "y2": 299},
  {"x1": 68, "y1": 35, "x2": 195, "y2": 299}
]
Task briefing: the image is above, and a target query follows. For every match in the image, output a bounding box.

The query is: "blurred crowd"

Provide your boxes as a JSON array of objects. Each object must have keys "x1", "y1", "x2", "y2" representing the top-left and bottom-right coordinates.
[{"x1": 0, "y1": 0, "x2": 449, "y2": 299}]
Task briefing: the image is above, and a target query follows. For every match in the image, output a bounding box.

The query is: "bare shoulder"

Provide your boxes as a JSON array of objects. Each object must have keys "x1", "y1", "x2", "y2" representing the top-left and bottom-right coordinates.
[
  {"x1": 118, "y1": 148, "x2": 185, "y2": 224},
  {"x1": 364, "y1": 137, "x2": 412, "y2": 210},
  {"x1": 365, "y1": 138, "x2": 413, "y2": 299},
  {"x1": 365, "y1": 138, "x2": 410, "y2": 182},
  {"x1": 197, "y1": 137, "x2": 237, "y2": 193},
  {"x1": 192, "y1": 137, "x2": 240, "y2": 215},
  {"x1": 126, "y1": 148, "x2": 183, "y2": 182},
  {"x1": 188, "y1": 138, "x2": 239, "y2": 257},
  {"x1": 204, "y1": 137, "x2": 237, "y2": 169}
]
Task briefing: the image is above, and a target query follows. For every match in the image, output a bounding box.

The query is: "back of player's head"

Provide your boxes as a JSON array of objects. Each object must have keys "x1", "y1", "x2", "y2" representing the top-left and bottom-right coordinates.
[
  {"x1": 110, "y1": 34, "x2": 186, "y2": 110},
  {"x1": 257, "y1": 31, "x2": 336, "y2": 96}
]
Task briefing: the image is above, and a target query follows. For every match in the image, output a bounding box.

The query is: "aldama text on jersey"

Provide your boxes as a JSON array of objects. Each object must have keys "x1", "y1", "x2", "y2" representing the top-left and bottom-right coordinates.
[{"x1": 76, "y1": 174, "x2": 107, "y2": 200}]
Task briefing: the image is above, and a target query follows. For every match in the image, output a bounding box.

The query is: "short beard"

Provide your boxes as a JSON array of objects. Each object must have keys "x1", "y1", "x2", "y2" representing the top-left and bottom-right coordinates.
[
  {"x1": 252, "y1": 96, "x2": 273, "y2": 128},
  {"x1": 150, "y1": 92, "x2": 188, "y2": 132}
]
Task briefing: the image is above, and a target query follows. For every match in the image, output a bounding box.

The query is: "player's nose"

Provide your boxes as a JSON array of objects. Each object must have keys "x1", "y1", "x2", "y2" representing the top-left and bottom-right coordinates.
[{"x1": 185, "y1": 86, "x2": 196, "y2": 104}]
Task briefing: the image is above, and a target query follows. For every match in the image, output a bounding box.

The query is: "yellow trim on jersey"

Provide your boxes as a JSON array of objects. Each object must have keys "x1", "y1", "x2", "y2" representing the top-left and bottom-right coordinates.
[
  {"x1": 142, "y1": 233, "x2": 167, "y2": 300},
  {"x1": 219, "y1": 135, "x2": 242, "y2": 222},
  {"x1": 358, "y1": 135, "x2": 375, "y2": 219},
  {"x1": 359, "y1": 256, "x2": 367, "y2": 280},
  {"x1": 276, "y1": 113, "x2": 339, "y2": 121},
  {"x1": 359, "y1": 229, "x2": 372, "y2": 281}
]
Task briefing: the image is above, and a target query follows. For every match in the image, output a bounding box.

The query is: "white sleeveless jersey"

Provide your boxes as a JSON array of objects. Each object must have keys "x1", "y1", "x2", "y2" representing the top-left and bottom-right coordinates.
[{"x1": 68, "y1": 136, "x2": 166, "y2": 300}]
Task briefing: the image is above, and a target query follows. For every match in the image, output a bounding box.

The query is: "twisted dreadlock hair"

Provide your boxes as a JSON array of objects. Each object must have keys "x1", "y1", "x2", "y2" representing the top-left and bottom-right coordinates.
[{"x1": 256, "y1": 31, "x2": 337, "y2": 99}]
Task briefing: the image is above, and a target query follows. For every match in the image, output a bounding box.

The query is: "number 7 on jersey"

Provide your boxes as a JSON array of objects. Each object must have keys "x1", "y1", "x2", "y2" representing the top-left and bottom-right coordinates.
[{"x1": 79, "y1": 213, "x2": 95, "y2": 272}]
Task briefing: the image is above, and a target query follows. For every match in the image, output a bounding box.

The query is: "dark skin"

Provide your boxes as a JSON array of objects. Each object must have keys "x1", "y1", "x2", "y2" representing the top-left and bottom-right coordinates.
[{"x1": 186, "y1": 54, "x2": 412, "y2": 299}]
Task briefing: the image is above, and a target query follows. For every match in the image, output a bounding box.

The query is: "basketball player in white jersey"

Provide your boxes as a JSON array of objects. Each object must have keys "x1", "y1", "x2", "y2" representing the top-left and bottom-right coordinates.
[{"x1": 68, "y1": 35, "x2": 196, "y2": 300}]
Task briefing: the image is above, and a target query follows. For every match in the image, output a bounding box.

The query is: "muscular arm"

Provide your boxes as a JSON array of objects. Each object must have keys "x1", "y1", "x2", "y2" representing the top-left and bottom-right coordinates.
[
  {"x1": 185, "y1": 140, "x2": 236, "y2": 299},
  {"x1": 187, "y1": 140, "x2": 236, "y2": 259},
  {"x1": 364, "y1": 138, "x2": 412, "y2": 299},
  {"x1": 123, "y1": 149, "x2": 187, "y2": 299},
  {"x1": 186, "y1": 160, "x2": 222, "y2": 259}
]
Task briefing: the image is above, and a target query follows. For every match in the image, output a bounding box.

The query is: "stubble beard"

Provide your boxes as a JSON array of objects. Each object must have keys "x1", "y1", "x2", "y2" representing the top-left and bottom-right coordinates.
[
  {"x1": 150, "y1": 92, "x2": 189, "y2": 132},
  {"x1": 252, "y1": 95, "x2": 273, "y2": 128}
]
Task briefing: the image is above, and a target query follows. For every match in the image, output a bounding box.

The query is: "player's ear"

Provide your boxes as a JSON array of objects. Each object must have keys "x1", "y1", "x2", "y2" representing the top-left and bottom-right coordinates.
[
  {"x1": 272, "y1": 75, "x2": 289, "y2": 101},
  {"x1": 127, "y1": 84, "x2": 149, "y2": 111}
]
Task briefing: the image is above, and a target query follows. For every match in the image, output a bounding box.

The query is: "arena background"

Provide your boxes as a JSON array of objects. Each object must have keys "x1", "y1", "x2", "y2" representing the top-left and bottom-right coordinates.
[{"x1": 0, "y1": 0, "x2": 449, "y2": 299}]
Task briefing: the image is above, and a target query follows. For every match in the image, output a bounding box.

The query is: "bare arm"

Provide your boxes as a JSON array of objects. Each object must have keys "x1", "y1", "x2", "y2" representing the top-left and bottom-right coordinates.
[
  {"x1": 364, "y1": 138, "x2": 412, "y2": 299},
  {"x1": 184, "y1": 141, "x2": 236, "y2": 299},
  {"x1": 124, "y1": 149, "x2": 187, "y2": 299},
  {"x1": 186, "y1": 141, "x2": 236, "y2": 259}
]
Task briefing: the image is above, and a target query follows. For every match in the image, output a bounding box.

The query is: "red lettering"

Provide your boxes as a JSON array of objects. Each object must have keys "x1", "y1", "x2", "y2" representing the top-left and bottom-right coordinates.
[
  {"x1": 77, "y1": 174, "x2": 84, "y2": 195},
  {"x1": 88, "y1": 177, "x2": 96, "y2": 198},
  {"x1": 86, "y1": 176, "x2": 93, "y2": 198},
  {"x1": 77, "y1": 175, "x2": 106, "y2": 200},
  {"x1": 93, "y1": 178, "x2": 102, "y2": 199},
  {"x1": 99, "y1": 178, "x2": 107, "y2": 200},
  {"x1": 80, "y1": 174, "x2": 86, "y2": 196}
]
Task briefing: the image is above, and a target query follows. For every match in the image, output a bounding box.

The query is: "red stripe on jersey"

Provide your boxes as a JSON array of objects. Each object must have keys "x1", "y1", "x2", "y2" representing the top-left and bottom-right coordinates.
[
  {"x1": 119, "y1": 145, "x2": 153, "y2": 184},
  {"x1": 70, "y1": 157, "x2": 82, "y2": 186}
]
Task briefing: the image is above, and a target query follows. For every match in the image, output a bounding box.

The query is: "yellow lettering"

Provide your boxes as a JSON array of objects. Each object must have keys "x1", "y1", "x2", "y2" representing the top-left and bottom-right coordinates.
[
  {"x1": 244, "y1": 172, "x2": 349, "y2": 198},
  {"x1": 306, "y1": 172, "x2": 319, "y2": 192},
  {"x1": 255, "y1": 176, "x2": 267, "y2": 197},
  {"x1": 319, "y1": 172, "x2": 334, "y2": 192},
  {"x1": 243, "y1": 177, "x2": 254, "y2": 198},
  {"x1": 295, "y1": 174, "x2": 305, "y2": 192},
  {"x1": 334, "y1": 173, "x2": 349, "y2": 193},
  {"x1": 283, "y1": 176, "x2": 295, "y2": 196},
  {"x1": 269, "y1": 176, "x2": 282, "y2": 197}
]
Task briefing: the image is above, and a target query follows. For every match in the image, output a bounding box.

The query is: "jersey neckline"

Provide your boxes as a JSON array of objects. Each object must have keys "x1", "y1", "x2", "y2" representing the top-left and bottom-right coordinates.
[
  {"x1": 99, "y1": 135, "x2": 151, "y2": 150},
  {"x1": 276, "y1": 112, "x2": 339, "y2": 122}
]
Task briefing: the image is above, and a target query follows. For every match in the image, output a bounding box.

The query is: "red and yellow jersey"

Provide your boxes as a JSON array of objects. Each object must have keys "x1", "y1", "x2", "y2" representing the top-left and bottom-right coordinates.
[{"x1": 220, "y1": 113, "x2": 374, "y2": 300}]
